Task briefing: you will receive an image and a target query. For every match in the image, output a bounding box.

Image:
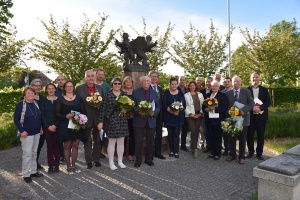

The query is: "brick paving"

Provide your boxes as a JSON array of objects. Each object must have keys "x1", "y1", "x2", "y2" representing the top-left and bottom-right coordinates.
[{"x1": 0, "y1": 140, "x2": 278, "y2": 200}]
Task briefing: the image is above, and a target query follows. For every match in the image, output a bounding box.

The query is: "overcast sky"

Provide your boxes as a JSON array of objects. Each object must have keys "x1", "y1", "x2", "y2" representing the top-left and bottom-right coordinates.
[{"x1": 10, "y1": 0, "x2": 300, "y2": 79}]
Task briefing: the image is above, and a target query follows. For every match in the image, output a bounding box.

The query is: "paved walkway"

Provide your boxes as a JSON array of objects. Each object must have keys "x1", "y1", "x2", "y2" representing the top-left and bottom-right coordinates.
[{"x1": 0, "y1": 141, "x2": 278, "y2": 200}]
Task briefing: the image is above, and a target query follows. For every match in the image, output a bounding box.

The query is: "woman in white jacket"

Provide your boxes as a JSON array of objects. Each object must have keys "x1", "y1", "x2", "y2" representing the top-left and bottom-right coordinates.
[{"x1": 184, "y1": 81, "x2": 204, "y2": 158}]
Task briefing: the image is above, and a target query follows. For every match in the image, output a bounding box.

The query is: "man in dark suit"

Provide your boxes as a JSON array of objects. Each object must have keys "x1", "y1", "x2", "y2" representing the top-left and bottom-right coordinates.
[
  {"x1": 75, "y1": 70, "x2": 104, "y2": 169},
  {"x1": 203, "y1": 81, "x2": 229, "y2": 160},
  {"x1": 149, "y1": 71, "x2": 166, "y2": 159},
  {"x1": 226, "y1": 75, "x2": 254, "y2": 164},
  {"x1": 132, "y1": 76, "x2": 160, "y2": 168},
  {"x1": 246, "y1": 72, "x2": 271, "y2": 160}
]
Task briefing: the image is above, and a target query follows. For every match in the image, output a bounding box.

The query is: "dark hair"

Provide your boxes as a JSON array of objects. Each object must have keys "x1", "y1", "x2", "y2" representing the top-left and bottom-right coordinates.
[
  {"x1": 96, "y1": 69, "x2": 105, "y2": 74},
  {"x1": 110, "y1": 77, "x2": 122, "y2": 87},
  {"x1": 45, "y1": 83, "x2": 57, "y2": 95},
  {"x1": 149, "y1": 70, "x2": 158, "y2": 77},
  {"x1": 187, "y1": 80, "x2": 197, "y2": 92},
  {"x1": 224, "y1": 76, "x2": 232, "y2": 81},
  {"x1": 169, "y1": 77, "x2": 178, "y2": 84},
  {"x1": 62, "y1": 81, "x2": 75, "y2": 95}
]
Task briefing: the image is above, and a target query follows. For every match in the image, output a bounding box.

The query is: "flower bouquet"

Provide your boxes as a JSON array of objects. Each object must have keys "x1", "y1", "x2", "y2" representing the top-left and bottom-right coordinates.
[
  {"x1": 72, "y1": 113, "x2": 88, "y2": 131},
  {"x1": 203, "y1": 98, "x2": 218, "y2": 112},
  {"x1": 170, "y1": 101, "x2": 184, "y2": 112},
  {"x1": 221, "y1": 106, "x2": 243, "y2": 136},
  {"x1": 116, "y1": 95, "x2": 135, "y2": 117},
  {"x1": 86, "y1": 92, "x2": 102, "y2": 108},
  {"x1": 138, "y1": 100, "x2": 154, "y2": 116}
]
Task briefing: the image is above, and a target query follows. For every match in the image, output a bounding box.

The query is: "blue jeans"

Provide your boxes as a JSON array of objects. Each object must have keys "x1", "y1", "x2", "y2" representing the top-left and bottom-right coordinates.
[{"x1": 167, "y1": 125, "x2": 180, "y2": 154}]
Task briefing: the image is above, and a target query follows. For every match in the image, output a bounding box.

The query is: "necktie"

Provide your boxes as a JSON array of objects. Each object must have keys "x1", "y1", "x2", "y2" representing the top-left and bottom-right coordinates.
[
  {"x1": 234, "y1": 90, "x2": 238, "y2": 100},
  {"x1": 153, "y1": 85, "x2": 157, "y2": 92}
]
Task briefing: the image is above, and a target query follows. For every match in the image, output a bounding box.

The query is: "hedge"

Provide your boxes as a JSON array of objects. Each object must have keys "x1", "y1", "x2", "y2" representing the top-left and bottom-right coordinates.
[{"x1": 270, "y1": 87, "x2": 300, "y2": 106}]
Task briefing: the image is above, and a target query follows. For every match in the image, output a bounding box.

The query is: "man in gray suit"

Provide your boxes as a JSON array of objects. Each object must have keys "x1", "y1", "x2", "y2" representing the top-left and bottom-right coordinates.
[
  {"x1": 132, "y1": 76, "x2": 160, "y2": 168},
  {"x1": 75, "y1": 70, "x2": 104, "y2": 169},
  {"x1": 226, "y1": 75, "x2": 254, "y2": 164}
]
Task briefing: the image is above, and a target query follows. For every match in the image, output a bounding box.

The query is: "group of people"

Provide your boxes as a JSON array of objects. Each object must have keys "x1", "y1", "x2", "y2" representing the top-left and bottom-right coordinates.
[{"x1": 13, "y1": 68, "x2": 270, "y2": 184}]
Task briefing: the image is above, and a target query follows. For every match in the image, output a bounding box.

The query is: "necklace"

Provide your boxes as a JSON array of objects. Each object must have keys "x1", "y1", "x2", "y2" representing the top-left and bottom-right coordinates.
[
  {"x1": 65, "y1": 94, "x2": 74, "y2": 100},
  {"x1": 27, "y1": 103, "x2": 37, "y2": 119}
]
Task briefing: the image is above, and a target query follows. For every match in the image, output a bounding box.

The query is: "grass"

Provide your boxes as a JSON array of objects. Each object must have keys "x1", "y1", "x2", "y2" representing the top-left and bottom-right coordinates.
[{"x1": 264, "y1": 137, "x2": 300, "y2": 154}]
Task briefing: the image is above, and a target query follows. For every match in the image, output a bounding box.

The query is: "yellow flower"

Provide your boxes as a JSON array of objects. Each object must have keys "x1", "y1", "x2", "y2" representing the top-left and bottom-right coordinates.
[
  {"x1": 208, "y1": 101, "x2": 212, "y2": 105},
  {"x1": 128, "y1": 101, "x2": 132, "y2": 106},
  {"x1": 215, "y1": 99, "x2": 218, "y2": 104}
]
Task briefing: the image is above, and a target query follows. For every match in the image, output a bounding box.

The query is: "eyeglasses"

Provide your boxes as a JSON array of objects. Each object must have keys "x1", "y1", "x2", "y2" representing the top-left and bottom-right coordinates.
[{"x1": 113, "y1": 83, "x2": 121, "y2": 85}]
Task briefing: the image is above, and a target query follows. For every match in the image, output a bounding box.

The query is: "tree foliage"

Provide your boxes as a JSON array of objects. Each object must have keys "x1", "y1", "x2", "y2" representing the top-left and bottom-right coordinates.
[
  {"x1": 0, "y1": 26, "x2": 31, "y2": 89},
  {"x1": 0, "y1": 0, "x2": 13, "y2": 41},
  {"x1": 32, "y1": 13, "x2": 120, "y2": 84},
  {"x1": 230, "y1": 20, "x2": 300, "y2": 87},
  {"x1": 171, "y1": 21, "x2": 229, "y2": 79},
  {"x1": 118, "y1": 17, "x2": 174, "y2": 71}
]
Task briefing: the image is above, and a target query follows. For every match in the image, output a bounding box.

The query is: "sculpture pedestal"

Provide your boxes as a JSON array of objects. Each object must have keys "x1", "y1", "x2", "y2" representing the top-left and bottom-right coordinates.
[
  {"x1": 253, "y1": 145, "x2": 300, "y2": 200},
  {"x1": 123, "y1": 64, "x2": 149, "y2": 89}
]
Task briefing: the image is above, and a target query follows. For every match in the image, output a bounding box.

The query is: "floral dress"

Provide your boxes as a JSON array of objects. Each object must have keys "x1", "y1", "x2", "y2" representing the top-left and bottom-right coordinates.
[{"x1": 99, "y1": 90, "x2": 129, "y2": 138}]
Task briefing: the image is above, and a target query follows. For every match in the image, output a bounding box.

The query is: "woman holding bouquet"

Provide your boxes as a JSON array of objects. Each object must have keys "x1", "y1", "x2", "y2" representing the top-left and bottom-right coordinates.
[
  {"x1": 56, "y1": 81, "x2": 86, "y2": 174},
  {"x1": 98, "y1": 77, "x2": 129, "y2": 170},
  {"x1": 122, "y1": 76, "x2": 135, "y2": 162},
  {"x1": 202, "y1": 81, "x2": 228, "y2": 160},
  {"x1": 163, "y1": 77, "x2": 186, "y2": 158},
  {"x1": 184, "y1": 80, "x2": 204, "y2": 158}
]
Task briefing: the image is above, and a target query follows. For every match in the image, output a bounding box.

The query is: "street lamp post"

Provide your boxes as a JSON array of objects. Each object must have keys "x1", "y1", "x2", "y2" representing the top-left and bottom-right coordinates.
[{"x1": 227, "y1": 0, "x2": 231, "y2": 77}]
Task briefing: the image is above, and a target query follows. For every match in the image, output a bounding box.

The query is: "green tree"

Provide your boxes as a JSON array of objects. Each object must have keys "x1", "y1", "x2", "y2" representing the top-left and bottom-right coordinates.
[
  {"x1": 171, "y1": 21, "x2": 230, "y2": 79},
  {"x1": 230, "y1": 20, "x2": 300, "y2": 87},
  {"x1": 0, "y1": 26, "x2": 30, "y2": 89},
  {"x1": 32, "y1": 14, "x2": 120, "y2": 84},
  {"x1": 0, "y1": 0, "x2": 13, "y2": 41},
  {"x1": 118, "y1": 17, "x2": 174, "y2": 71}
]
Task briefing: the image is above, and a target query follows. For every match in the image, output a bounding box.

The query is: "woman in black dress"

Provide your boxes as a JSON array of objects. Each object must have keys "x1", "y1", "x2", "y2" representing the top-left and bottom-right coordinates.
[{"x1": 56, "y1": 81, "x2": 86, "y2": 174}]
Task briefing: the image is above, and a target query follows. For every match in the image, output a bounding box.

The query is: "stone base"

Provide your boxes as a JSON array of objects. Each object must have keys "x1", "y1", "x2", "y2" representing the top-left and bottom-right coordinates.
[{"x1": 253, "y1": 167, "x2": 300, "y2": 200}]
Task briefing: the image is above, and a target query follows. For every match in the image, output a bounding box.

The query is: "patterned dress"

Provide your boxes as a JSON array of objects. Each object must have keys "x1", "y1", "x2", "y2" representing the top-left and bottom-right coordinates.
[{"x1": 99, "y1": 90, "x2": 129, "y2": 138}]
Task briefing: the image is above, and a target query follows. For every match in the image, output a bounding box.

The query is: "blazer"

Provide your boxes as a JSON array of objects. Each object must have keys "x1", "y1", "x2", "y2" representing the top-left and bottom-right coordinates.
[
  {"x1": 150, "y1": 84, "x2": 163, "y2": 119},
  {"x1": 247, "y1": 85, "x2": 271, "y2": 120},
  {"x1": 226, "y1": 88, "x2": 254, "y2": 126},
  {"x1": 75, "y1": 83, "x2": 104, "y2": 128},
  {"x1": 132, "y1": 87, "x2": 160, "y2": 129},
  {"x1": 184, "y1": 92, "x2": 204, "y2": 117},
  {"x1": 202, "y1": 91, "x2": 229, "y2": 126}
]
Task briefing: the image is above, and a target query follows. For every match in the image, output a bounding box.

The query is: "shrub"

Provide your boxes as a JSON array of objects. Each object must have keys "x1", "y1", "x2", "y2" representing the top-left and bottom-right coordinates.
[
  {"x1": 265, "y1": 112, "x2": 300, "y2": 139},
  {"x1": 0, "y1": 120, "x2": 19, "y2": 150}
]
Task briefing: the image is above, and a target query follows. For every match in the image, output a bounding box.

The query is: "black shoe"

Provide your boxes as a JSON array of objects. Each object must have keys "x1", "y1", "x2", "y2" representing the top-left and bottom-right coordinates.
[
  {"x1": 257, "y1": 155, "x2": 265, "y2": 161},
  {"x1": 214, "y1": 156, "x2": 220, "y2": 160},
  {"x1": 53, "y1": 166, "x2": 60, "y2": 173},
  {"x1": 134, "y1": 163, "x2": 141, "y2": 168},
  {"x1": 169, "y1": 152, "x2": 174, "y2": 157},
  {"x1": 30, "y1": 172, "x2": 43, "y2": 177},
  {"x1": 144, "y1": 161, "x2": 154, "y2": 166},
  {"x1": 222, "y1": 151, "x2": 228, "y2": 156},
  {"x1": 87, "y1": 163, "x2": 93, "y2": 169},
  {"x1": 180, "y1": 146, "x2": 189, "y2": 152},
  {"x1": 246, "y1": 153, "x2": 254, "y2": 159},
  {"x1": 24, "y1": 177, "x2": 32, "y2": 183},
  {"x1": 100, "y1": 152, "x2": 107, "y2": 158},
  {"x1": 48, "y1": 167, "x2": 55, "y2": 174},
  {"x1": 203, "y1": 149, "x2": 210, "y2": 153},
  {"x1": 174, "y1": 154, "x2": 179, "y2": 159},
  {"x1": 94, "y1": 162, "x2": 101, "y2": 167},
  {"x1": 155, "y1": 154, "x2": 166, "y2": 159},
  {"x1": 208, "y1": 154, "x2": 215, "y2": 158},
  {"x1": 37, "y1": 163, "x2": 43, "y2": 170}
]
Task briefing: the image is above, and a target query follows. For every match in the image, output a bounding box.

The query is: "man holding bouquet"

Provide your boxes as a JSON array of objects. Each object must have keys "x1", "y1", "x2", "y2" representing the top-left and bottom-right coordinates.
[
  {"x1": 246, "y1": 72, "x2": 271, "y2": 160},
  {"x1": 132, "y1": 76, "x2": 160, "y2": 168},
  {"x1": 226, "y1": 75, "x2": 254, "y2": 164},
  {"x1": 76, "y1": 70, "x2": 104, "y2": 169}
]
